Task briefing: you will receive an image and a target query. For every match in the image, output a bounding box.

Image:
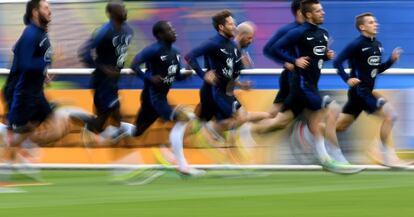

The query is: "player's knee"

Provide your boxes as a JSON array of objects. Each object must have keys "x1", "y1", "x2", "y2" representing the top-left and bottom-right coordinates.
[
  {"x1": 384, "y1": 112, "x2": 398, "y2": 124},
  {"x1": 278, "y1": 119, "x2": 290, "y2": 129},
  {"x1": 318, "y1": 122, "x2": 326, "y2": 131},
  {"x1": 382, "y1": 103, "x2": 398, "y2": 123},
  {"x1": 336, "y1": 122, "x2": 349, "y2": 132},
  {"x1": 327, "y1": 101, "x2": 340, "y2": 117}
]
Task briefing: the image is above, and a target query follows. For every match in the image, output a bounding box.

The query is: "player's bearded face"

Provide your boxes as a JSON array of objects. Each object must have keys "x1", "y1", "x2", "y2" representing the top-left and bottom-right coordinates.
[
  {"x1": 37, "y1": 1, "x2": 52, "y2": 26},
  {"x1": 221, "y1": 16, "x2": 237, "y2": 38}
]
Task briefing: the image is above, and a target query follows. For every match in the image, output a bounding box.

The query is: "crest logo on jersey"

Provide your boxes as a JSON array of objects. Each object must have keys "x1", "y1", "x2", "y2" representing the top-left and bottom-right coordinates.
[
  {"x1": 313, "y1": 46, "x2": 326, "y2": 56},
  {"x1": 222, "y1": 58, "x2": 234, "y2": 78},
  {"x1": 113, "y1": 34, "x2": 132, "y2": 68},
  {"x1": 168, "y1": 64, "x2": 177, "y2": 75},
  {"x1": 318, "y1": 59, "x2": 324, "y2": 69},
  {"x1": 371, "y1": 69, "x2": 378, "y2": 78},
  {"x1": 163, "y1": 64, "x2": 178, "y2": 84},
  {"x1": 367, "y1": 56, "x2": 381, "y2": 66}
]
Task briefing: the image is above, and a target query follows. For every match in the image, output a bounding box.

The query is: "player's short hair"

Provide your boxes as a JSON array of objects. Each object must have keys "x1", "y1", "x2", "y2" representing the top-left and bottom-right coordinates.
[
  {"x1": 23, "y1": 0, "x2": 43, "y2": 25},
  {"x1": 355, "y1": 12, "x2": 374, "y2": 32},
  {"x1": 152, "y1": 20, "x2": 169, "y2": 40},
  {"x1": 212, "y1": 10, "x2": 233, "y2": 32},
  {"x1": 300, "y1": 0, "x2": 320, "y2": 19},
  {"x1": 291, "y1": 0, "x2": 302, "y2": 16},
  {"x1": 106, "y1": 0, "x2": 124, "y2": 14}
]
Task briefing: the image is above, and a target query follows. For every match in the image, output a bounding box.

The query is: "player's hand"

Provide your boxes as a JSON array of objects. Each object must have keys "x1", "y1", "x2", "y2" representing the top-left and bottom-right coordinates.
[
  {"x1": 44, "y1": 73, "x2": 55, "y2": 85},
  {"x1": 100, "y1": 65, "x2": 119, "y2": 78},
  {"x1": 347, "y1": 78, "x2": 361, "y2": 87},
  {"x1": 204, "y1": 70, "x2": 217, "y2": 85},
  {"x1": 150, "y1": 75, "x2": 163, "y2": 85},
  {"x1": 391, "y1": 47, "x2": 403, "y2": 62},
  {"x1": 284, "y1": 62, "x2": 295, "y2": 72},
  {"x1": 327, "y1": 50, "x2": 335, "y2": 60},
  {"x1": 237, "y1": 80, "x2": 252, "y2": 90},
  {"x1": 295, "y1": 57, "x2": 310, "y2": 69}
]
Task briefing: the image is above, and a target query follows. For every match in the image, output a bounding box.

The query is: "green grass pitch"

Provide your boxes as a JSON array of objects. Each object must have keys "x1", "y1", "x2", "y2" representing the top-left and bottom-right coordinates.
[{"x1": 0, "y1": 170, "x2": 413, "y2": 217}]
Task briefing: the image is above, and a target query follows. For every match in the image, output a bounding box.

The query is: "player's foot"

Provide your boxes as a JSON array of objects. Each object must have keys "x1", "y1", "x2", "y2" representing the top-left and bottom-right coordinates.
[
  {"x1": 382, "y1": 153, "x2": 413, "y2": 169},
  {"x1": 110, "y1": 128, "x2": 128, "y2": 142},
  {"x1": 368, "y1": 145, "x2": 413, "y2": 169},
  {"x1": 178, "y1": 167, "x2": 206, "y2": 177},
  {"x1": 325, "y1": 143, "x2": 350, "y2": 164},
  {"x1": 321, "y1": 158, "x2": 364, "y2": 174},
  {"x1": 100, "y1": 126, "x2": 128, "y2": 143}
]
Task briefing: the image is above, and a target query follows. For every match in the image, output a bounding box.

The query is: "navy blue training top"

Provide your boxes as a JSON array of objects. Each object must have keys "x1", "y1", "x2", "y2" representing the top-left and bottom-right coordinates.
[
  {"x1": 131, "y1": 41, "x2": 185, "y2": 94},
  {"x1": 185, "y1": 33, "x2": 244, "y2": 91},
  {"x1": 263, "y1": 21, "x2": 301, "y2": 65},
  {"x1": 333, "y1": 35, "x2": 394, "y2": 90},
  {"x1": 6, "y1": 23, "x2": 52, "y2": 98},
  {"x1": 270, "y1": 22, "x2": 330, "y2": 88},
  {"x1": 79, "y1": 21, "x2": 133, "y2": 84}
]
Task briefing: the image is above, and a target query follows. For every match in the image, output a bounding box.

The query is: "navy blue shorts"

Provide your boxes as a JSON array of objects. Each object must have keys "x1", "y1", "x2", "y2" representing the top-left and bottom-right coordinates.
[
  {"x1": 197, "y1": 82, "x2": 218, "y2": 121},
  {"x1": 273, "y1": 69, "x2": 292, "y2": 104},
  {"x1": 93, "y1": 81, "x2": 120, "y2": 114},
  {"x1": 134, "y1": 87, "x2": 173, "y2": 136},
  {"x1": 282, "y1": 78, "x2": 322, "y2": 116},
  {"x1": 342, "y1": 87, "x2": 383, "y2": 118},
  {"x1": 211, "y1": 87, "x2": 241, "y2": 121},
  {"x1": 7, "y1": 95, "x2": 52, "y2": 131},
  {"x1": 3, "y1": 86, "x2": 13, "y2": 113}
]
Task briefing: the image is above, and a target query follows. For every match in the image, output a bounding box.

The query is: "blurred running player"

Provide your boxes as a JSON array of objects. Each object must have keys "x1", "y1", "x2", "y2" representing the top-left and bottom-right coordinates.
[
  {"x1": 262, "y1": 0, "x2": 339, "y2": 169},
  {"x1": 263, "y1": 0, "x2": 304, "y2": 119},
  {"x1": 234, "y1": 21, "x2": 256, "y2": 67},
  {"x1": 195, "y1": 20, "x2": 258, "y2": 124},
  {"x1": 0, "y1": 0, "x2": 53, "y2": 178},
  {"x1": 4, "y1": 0, "x2": 53, "y2": 150},
  {"x1": 78, "y1": 1, "x2": 133, "y2": 141},
  {"x1": 185, "y1": 10, "x2": 268, "y2": 141},
  {"x1": 333, "y1": 12, "x2": 409, "y2": 167},
  {"x1": 130, "y1": 21, "x2": 202, "y2": 175}
]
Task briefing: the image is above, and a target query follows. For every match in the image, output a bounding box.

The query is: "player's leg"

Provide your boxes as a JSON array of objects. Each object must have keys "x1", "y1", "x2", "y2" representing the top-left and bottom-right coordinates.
[
  {"x1": 269, "y1": 69, "x2": 291, "y2": 117},
  {"x1": 371, "y1": 98, "x2": 410, "y2": 166},
  {"x1": 251, "y1": 110, "x2": 295, "y2": 134}
]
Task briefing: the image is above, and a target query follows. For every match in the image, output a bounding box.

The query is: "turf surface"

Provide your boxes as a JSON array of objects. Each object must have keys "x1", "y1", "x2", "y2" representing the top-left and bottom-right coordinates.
[{"x1": 0, "y1": 170, "x2": 413, "y2": 217}]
